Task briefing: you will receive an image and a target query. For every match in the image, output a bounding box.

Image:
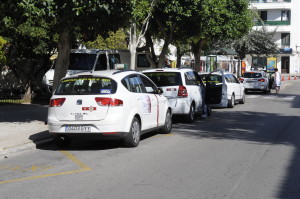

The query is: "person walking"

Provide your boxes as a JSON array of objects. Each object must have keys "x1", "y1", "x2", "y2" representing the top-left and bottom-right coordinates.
[{"x1": 274, "y1": 68, "x2": 281, "y2": 94}]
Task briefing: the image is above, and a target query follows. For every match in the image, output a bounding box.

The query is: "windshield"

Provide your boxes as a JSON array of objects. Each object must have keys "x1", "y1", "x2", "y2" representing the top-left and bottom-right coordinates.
[
  {"x1": 143, "y1": 72, "x2": 182, "y2": 87},
  {"x1": 243, "y1": 73, "x2": 262, "y2": 78},
  {"x1": 69, "y1": 53, "x2": 97, "y2": 70},
  {"x1": 55, "y1": 76, "x2": 117, "y2": 95}
]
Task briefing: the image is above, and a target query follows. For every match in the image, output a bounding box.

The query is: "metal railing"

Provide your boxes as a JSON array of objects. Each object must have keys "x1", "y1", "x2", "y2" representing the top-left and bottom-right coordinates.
[{"x1": 255, "y1": 20, "x2": 290, "y2": 26}]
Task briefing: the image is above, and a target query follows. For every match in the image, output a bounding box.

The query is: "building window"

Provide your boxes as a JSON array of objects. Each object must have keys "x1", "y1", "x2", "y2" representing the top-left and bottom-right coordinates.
[
  {"x1": 281, "y1": 10, "x2": 290, "y2": 21},
  {"x1": 259, "y1": 11, "x2": 267, "y2": 21},
  {"x1": 281, "y1": 33, "x2": 290, "y2": 47}
]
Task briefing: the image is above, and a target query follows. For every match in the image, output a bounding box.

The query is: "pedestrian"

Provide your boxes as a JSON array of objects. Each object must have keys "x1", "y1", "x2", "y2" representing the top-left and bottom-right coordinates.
[{"x1": 274, "y1": 68, "x2": 281, "y2": 94}]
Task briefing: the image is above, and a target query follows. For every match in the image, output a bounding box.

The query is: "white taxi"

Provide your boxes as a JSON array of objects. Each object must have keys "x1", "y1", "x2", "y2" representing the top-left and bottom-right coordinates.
[
  {"x1": 143, "y1": 68, "x2": 211, "y2": 123},
  {"x1": 199, "y1": 71, "x2": 245, "y2": 108},
  {"x1": 239, "y1": 71, "x2": 270, "y2": 93},
  {"x1": 47, "y1": 70, "x2": 172, "y2": 147}
]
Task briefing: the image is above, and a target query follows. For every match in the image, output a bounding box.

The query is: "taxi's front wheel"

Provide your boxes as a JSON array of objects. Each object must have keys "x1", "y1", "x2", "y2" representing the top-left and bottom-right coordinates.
[
  {"x1": 160, "y1": 110, "x2": 172, "y2": 134},
  {"x1": 124, "y1": 117, "x2": 140, "y2": 147}
]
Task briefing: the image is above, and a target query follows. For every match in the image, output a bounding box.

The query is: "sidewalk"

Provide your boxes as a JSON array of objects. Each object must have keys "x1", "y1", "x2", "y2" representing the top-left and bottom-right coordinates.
[
  {"x1": 0, "y1": 103, "x2": 52, "y2": 158},
  {"x1": 0, "y1": 76, "x2": 298, "y2": 159}
]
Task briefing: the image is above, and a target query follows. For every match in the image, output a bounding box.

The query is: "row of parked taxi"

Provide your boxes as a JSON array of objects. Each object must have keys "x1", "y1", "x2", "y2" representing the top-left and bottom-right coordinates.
[{"x1": 47, "y1": 68, "x2": 269, "y2": 147}]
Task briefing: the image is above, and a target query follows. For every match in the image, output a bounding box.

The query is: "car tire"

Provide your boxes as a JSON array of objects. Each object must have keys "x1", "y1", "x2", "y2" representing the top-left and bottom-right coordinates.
[
  {"x1": 200, "y1": 104, "x2": 212, "y2": 119},
  {"x1": 228, "y1": 94, "x2": 235, "y2": 108},
  {"x1": 124, "y1": 117, "x2": 140, "y2": 147},
  {"x1": 160, "y1": 110, "x2": 172, "y2": 134},
  {"x1": 239, "y1": 92, "x2": 245, "y2": 104},
  {"x1": 185, "y1": 104, "x2": 195, "y2": 123}
]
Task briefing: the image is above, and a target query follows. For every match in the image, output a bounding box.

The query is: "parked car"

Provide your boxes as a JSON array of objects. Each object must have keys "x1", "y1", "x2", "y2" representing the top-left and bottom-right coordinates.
[
  {"x1": 47, "y1": 70, "x2": 172, "y2": 147},
  {"x1": 239, "y1": 71, "x2": 270, "y2": 93},
  {"x1": 142, "y1": 68, "x2": 211, "y2": 122},
  {"x1": 199, "y1": 71, "x2": 245, "y2": 108}
]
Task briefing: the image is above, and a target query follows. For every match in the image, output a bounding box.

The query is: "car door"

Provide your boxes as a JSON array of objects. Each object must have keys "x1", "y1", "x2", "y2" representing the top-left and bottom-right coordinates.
[
  {"x1": 127, "y1": 75, "x2": 158, "y2": 130},
  {"x1": 139, "y1": 75, "x2": 167, "y2": 127},
  {"x1": 184, "y1": 71, "x2": 202, "y2": 113},
  {"x1": 226, "y1": 74, "x2": 242, "y2": 100},
  {"x1": 203, "y1": 73, "x2": 225, "y2": 106}
]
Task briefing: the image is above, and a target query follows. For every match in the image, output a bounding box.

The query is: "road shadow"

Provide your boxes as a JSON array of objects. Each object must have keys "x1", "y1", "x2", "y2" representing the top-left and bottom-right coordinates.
[{"x1": 0, "y1": 103, "x2": 48, "y2": 123}]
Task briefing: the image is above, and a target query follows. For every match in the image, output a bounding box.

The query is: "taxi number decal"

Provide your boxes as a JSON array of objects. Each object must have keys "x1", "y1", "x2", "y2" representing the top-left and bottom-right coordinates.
[
  {"x1": 166, "y1": 88, "x2": 177, "y2": 91},
  {"x1": 100, "y1": 89, "x2": 111, "y2": 94}
]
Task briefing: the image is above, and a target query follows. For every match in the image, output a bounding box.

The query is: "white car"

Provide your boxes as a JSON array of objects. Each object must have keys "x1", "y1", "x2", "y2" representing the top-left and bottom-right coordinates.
[
  {"x1": 239, "y1": 71, "x2": 270, "y2": 93},
  {"x1": 199, "y1": 71, "x2": 245, "y2": 108},
  {"x1": 47, "y1": 70, "x2": 172, "y2": 147},
  {"x1": 143, "y1": 68, "x2": 211, "y2": 122}
]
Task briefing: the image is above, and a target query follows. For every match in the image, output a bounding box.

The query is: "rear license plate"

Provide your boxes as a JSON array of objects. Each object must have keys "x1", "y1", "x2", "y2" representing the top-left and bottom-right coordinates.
[{"x1": 65, "y1": 125, "x2": 91, "y2": 132}]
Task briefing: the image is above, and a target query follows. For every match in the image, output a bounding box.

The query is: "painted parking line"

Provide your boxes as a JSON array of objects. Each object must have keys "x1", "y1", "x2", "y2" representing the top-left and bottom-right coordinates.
[{"x1": 0, "y1": 151, "x2": 92, "y2": 184}]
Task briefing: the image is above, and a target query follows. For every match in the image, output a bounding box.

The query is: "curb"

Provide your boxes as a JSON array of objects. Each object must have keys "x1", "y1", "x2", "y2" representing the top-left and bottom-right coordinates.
[{"x1": 0, "y1": 137, "x2": 53, "y2": 159}]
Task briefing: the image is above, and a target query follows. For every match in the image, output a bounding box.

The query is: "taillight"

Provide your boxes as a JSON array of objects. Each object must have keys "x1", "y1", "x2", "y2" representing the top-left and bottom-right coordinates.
[
  {"x1": 239, "y1": 78, "x2": 244, "y2": 83},
  {"x1": 178, "y1": 85, "x2": 188, "y2": 97},
  {"x1": 95, "y1": 97, "x2": 123, "y2": 106},
  {"x1": 258, "y1": 78, "x2": 265, "y2": 82},
  {"x1": 50, "y1": 98, "x2": 66, "y2": 107}
]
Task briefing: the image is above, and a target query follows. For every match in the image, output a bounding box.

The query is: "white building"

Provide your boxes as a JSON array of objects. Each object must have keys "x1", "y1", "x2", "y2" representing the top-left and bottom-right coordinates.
[{"x1": 246, "y1": 0, "x2": 300, "y2": 75}]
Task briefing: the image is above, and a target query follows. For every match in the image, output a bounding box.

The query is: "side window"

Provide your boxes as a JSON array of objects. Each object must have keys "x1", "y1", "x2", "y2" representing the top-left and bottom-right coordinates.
[
  {"x1": 185, "y1": 71, "x2": 198, "y2": 85},
  {"x1": 95, "y1": 54, "x2": 107, "y2": 70},
  {"x1": 231, "y1": 74, "x2": 239, "y2": 83},
  {"x1": 140, "y1": 75, "x2": 157, "y2": 94},
  {"x1": 126, "y1": 76, "x2": 143, "y2": 93},
  {"x1": 225, "y1": 74, "x2": 232, "y2": 83}
]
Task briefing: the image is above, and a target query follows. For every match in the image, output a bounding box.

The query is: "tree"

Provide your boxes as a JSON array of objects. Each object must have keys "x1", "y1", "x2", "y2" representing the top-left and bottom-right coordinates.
[
  {"x1": 0, "y1": 1, "x2": 57, "y2": 101},
  {"x1": 18, "y1": 0, "x2": 132, "y2": 90},
  {"x1": 145, "y1": 0, "x2": 204, "y2": 68},
  {"x1": 129, "y1": 0, "x2": 156, "y2": 70},
  {"x1": 0, "y1": 36, "x2": 7, "y2": 65},
  {"x1": 188, "y1": 0, "x2": 254, "y2": 72},
  {"x1": 233, "y1": 27, "x2": 278, "y2": 59},
  {"x1": 84, "y1": 30, "x2": 128, "y2": 50}
]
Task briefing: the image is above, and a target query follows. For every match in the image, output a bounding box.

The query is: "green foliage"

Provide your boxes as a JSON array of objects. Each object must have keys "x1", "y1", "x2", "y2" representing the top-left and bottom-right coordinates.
[
  {"x1": 0, "y1": 36, "x2": 7, "y2": 65},
  {"x1": 84, "y1": 30, "x2": 128, "y2": 50}
]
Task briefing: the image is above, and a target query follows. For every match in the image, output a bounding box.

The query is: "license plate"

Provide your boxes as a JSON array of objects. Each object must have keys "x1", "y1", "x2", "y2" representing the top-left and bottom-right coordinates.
[{"x1": 65, "y1": 125, "x2": 91, "y2": 132}]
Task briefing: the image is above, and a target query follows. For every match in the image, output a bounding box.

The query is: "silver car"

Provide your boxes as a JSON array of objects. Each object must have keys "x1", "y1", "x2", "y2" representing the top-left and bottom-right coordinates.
[{"x1": 240, "y1": 71, "x2": 270, "y2": 93}]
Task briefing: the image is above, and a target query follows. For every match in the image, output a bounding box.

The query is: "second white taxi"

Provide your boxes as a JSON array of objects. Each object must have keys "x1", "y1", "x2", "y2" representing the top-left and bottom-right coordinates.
[
  {"x1": 199, "y1": 71, "x2": 245, "y2": 108},
  {"x1": 47, "y1": 70, "x2": 172, "y2": 147}
]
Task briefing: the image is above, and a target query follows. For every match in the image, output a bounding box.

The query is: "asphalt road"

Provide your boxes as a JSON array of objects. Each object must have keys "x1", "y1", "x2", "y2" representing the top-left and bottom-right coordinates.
[{"x1": 1, "y1": 81, "x2": 300, "y2": 199}]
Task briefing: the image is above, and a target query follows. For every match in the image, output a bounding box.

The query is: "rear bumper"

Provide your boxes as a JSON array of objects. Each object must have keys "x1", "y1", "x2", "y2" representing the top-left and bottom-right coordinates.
[{"x1": 167, "y1": 97, "x2": 191, "y2": 115}]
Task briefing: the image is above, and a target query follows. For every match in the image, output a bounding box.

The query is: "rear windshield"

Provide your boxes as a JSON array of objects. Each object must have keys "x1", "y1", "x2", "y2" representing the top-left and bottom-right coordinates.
[
  {"x1": 243, "y1": 73, "x2": 262, "y2": 78},
  {"x1": 55, "y1": 76, "x2": 117, "y2": 95},
  {"x1": 143, "y1": 72, "x2": 182, "y2": 86}
]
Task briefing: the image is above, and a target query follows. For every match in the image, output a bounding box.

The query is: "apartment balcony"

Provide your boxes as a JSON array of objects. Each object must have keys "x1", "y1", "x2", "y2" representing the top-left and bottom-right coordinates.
[
  {"x1": 250, "y1": 0, "x2": 292, "y2": 9},
  {"x1": 255, "y1": 20, "x2": 290, "y2": 26}
]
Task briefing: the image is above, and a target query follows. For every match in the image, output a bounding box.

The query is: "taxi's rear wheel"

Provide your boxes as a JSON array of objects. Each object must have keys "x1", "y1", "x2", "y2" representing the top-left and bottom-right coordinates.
[
  {"x1": 228, "y1": 94, "x2": 235, "y2": 108},
  {"x1": 186, "y1": 104, "x2": 195, "y2": 123},
  {"x1": 161, "y1": 110, "x2": 172, "y2": 134},
  {"x1": 124, "y1": 117, "x2": 140, "y2": 147}
]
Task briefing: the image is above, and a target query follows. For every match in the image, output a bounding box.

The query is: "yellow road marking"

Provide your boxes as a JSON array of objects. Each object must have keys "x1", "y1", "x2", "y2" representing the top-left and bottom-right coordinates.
[{"x1": 0, "y1": 151, "x2": 92, "y2": 184}]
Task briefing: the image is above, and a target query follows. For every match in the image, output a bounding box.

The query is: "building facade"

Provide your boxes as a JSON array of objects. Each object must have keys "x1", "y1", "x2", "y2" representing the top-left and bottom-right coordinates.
[{"x1": 246, "y1": 0, "x2": 300, "y2": 75}]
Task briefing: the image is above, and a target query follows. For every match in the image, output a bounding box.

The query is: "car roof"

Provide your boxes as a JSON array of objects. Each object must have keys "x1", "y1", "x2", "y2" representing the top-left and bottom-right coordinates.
[
  {"x1": 61, "y1": 70, "x2": 141, "y2": 81},
  {"x1": 245, "y1": 70, "x2": 264, "y2": 73},
  {"x1": 199, "y1": 71, "x2": 234, "y2": 75},
  {"x1": 143, "y1": 68, "x2": 194, "y2": 73}
]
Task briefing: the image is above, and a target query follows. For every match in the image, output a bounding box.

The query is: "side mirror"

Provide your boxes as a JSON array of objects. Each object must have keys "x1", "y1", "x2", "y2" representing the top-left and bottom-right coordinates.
[{"x1": 156, "y1": 88, "x2": 164, "y2": 94}]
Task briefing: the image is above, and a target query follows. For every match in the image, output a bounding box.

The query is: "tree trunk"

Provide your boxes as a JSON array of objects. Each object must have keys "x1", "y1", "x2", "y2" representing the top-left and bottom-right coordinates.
[
  {"x1": 145, "y1": 32, "x2": 157, "y2": 68},
  {"x1": 53, "y1": 28, "x2": 71, "y2": 91},
  {"x1": 129, "y1": 23, "x2": 137, "y2": 70},
  {"x1": 191, "y1": 39, "x2": 205, "y2": 72}
]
